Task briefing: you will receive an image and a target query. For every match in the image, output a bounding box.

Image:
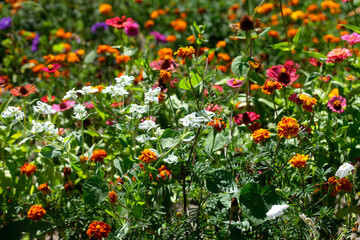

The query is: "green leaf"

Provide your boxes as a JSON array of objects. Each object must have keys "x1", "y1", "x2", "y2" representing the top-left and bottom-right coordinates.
[
  {"x1": 271, "y1": 42, "x2": 293, "y2": 52},
  {"x1": 160, "y1": 129, "x2": 181, "y2": 151},
  {"x1": 340, "y1": 24, "x2": 360, "y2": 34},
  {"x1": 213, "y1": 132, "x2": 227, "y2": 152},
  {"x1": 179, "y1": 73, "x2": 201, "y2": 90},
  {"x1": 40, "y1": 145, "x2": 63, "y2": 158},
  {"x1": 248, "y1": 70, "x2": 265, "y2": 85},
  {"x1": 206, "y1": 169, "x2": 238, "y2": 193},
  {"x1": 231, "y1": 56, "x2": 249, "y2": 78},
  {"x1": 292, "y1": 27, "x2": 301, "y2": 45},
  {"x1": 302, "y1": 51, "x2": 327, "y2": 60},
  {"x1": 83, "y1": 176, "x2": 108, "y2": 207}
]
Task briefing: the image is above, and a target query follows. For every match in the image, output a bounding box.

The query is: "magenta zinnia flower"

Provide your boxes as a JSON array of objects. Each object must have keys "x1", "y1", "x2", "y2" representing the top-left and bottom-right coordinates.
[
  {"x1": 106, "y1": 16, "x2": 134, "y2": 29},
  {"x1": 42, "y1": 63, "x2": 61, "y2": 73},
  {"x1": 124, "y1": 22, "x2": 139, "y2": 37},
  {"x1": 52, "y1": 100, "x2": 75, "y2": 112},
  {"x1": 266, "y1": 64, "x2": 299, "y2": 87},
  {"x1": 234, "y1": 112, "x2": 260, "y2": 125},
  {"x1": 341, "y1": 32, "x2": 360, "y2": 45},
  {"x1": 327, "y1": 95, "x2": 346, "y2": 114},
  {"x1": 326, "y1": 48, "x2": 352, "y2": 64},
  {"x1": 227, "y1": 78, "x2": 244, "y2": 88}
]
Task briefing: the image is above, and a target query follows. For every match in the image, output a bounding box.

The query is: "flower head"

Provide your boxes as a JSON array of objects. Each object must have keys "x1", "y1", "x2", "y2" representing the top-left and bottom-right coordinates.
[
  {"x1": 277, "y1": 117, "x2": 299, "y2": 139},
  {"x1": 341, "y1": 32, "x2": 360, "y2": 45},
  {"x1": 336, "y1": 178, "x2": 353, "y2": 192},
  {"x1": 251, "y1": 128, "x2": 271, "y2": 143},
  {"x1": 106, "y1": 16, "x2": 134, "y2": 29},
  {"x1": 227, "y1": 78, "x2": 244, "y2": 88},
  {"x1": 266, "y1": 65, "x2": 299, "y2": 87},
  {"x1": 91, "y1": 22, "x2": 108, "y2": 33},
  {"x1": 327, "y1": 95, "x2": 346, "y2": 114},
  {"x1": 289, "y1": 154, "x2": 309, "y2": 168},
  {"x1": 299, "y1": 94, "x2": 317, "y2": 112},
  {"x1": 1, "y1": 106, "x2": 24, "y2": 121},
  {"x1": 10, "y1": 84, "x2": 37, "y2": 97},
  {"x1": 234, "y1": 112, "x2": 260, "y2": 125},
  {"x1": 150, "y1": 31, "x2": 167, "y2": 43},
  {"x1": 20, "y1": 163, "x2": 37, "y2": 177},
  {"x1": 326, "y1": 48, "x2": 352, "y2": 64},
  {"x1": 38, "y1": 183, "x2": 51, "y2": 195},
  {"x1": 64, "y1": 181, "x2": 74, "y2": 191},
  {"x1": 90, "y1": 149, "x2": 108, "y2": 163},
  {"x1": 261, "y1": 79, "x2": 282, "y2": 94},
  {"x1": 0, "y1": 17, "x2": 12, "y2": 30},
  {"x1": 174, "y1": 46, "x2": 195, "y2": 60},
  {"x1": 28, "y1": 205, "x2": 46, "y2": 221},
  {"x1": 87, "y1": 221, "x2": 112, "y2": 239},
  {"x1": 33, "y1": 101, "x2": 56, "y2": 114},
  {"x1": 41, "y1": 63, "x2": 61, "y2": 73},
  {"x1": 207, "y1": 117, "x2": 226, "y2": 132},
  {"x1": 266, "y1": 204, "x2": 289, "y2": 220},
  {"x1": 108, "y1": 191, "x2": 117, "y2": 203},
  {"x1": 52, "y1": 100, "x2": 75, "y2": 112},
  {"x1": 138, "y1": 149, "x2": 157, "y2": 163},
  {"x1": 335, "y1": 163, "x2": 354, "y2": 178},
  {"x1": 124, "y1": 22, "x2": 140, "y2": 37}
]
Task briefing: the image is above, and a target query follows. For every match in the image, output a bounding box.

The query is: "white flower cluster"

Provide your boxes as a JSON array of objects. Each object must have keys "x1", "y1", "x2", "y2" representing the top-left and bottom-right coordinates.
[
  {"x1": 144, "y1": 87, "x2": 161, "y2": 104},
  {"x1": 139, "y1": 120, "x2": 158, "y2": 132},
  {"x1": 266, "y1": 204, "x2": 289, "y2": 220},
  {"x1": 63, "y1": 86, "x2": 98, "y2": 100},
  {"x1": 127, "y1": 104, "x2": 149, "y2": 119},
  {"x1": 1, "y1": 106, "x2": 25, "y2": 121},
  {"x1": 33, "y1": 101, "x2": 56, "y2": 114},
  {"x1": 30, "y1": 120, "x2": 58, "y2": 135},
  {"x1": 136, "y1": 120, "x2": 164, "y2": 144},
  {"x1": 179, "y1": 110, "x2": 215, "y2": 128},
  {"x1": 102, "y1": 75, "x2": 133, "y2": 97},
  {"x1": 72, "y1": 104, "x2": 88, "y2": 120}
]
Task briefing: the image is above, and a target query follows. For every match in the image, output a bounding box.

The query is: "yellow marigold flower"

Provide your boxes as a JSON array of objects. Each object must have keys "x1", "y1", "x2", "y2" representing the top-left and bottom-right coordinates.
[
  {"x1": 289, "y1": 154, "x2": 308, "y2": 168},
  {"x1": 261, "y1": 80, "x2": 282, "y2": 95},
  {"x1": 174, "y1": 46, "x2": 195, "y2": 60},
  {"x1": 291, "y1": 10, "x2": 304, "y2": 21},
  {"x1": 248, "y1": 60, "x2": 259, "y2": 69},
  {"x1": 299, "y1": 94, "x2": 317, "y2": 113},
  {"x1": 328, "y1": 88, "x2": 339, "y2": 98},
  {"x1": 251, "y1": 128, "x2": 271, "y2": 143},
  {"x1": 138, "y1": 149, "x2": 157, "y2": 163},
  {"x1": 99, "y1": 4, "x2": 112, "y2": 15},
  {"x1": 159, "y1": 70, "x2": 171, "y2": 83},
  {"x1": 28, "y1": 205, "x2": 46, "y2": 221},
  {"x1": 277, "y1": 117, "x2": 299, "y2": 139}
]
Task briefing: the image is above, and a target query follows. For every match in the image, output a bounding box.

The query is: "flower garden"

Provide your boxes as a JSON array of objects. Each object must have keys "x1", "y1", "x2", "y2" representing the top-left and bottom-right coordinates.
[{"x1": 1, "y1": 0, "x2": 360, "y2": 239}]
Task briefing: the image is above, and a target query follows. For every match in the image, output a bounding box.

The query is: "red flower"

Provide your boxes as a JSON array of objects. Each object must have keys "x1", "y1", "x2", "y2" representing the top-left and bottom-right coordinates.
[
  {"x1": 41, "y1": 63, "x2": 61, "y2": 73},
  {"x1": 105, "y1": 16, "x2": 134, "y2": 29},
  {"x1": 87, "y1": 221, "x2": 112, "y2": 239},
  {"x1": 10, "y1": 84, "x2": 37, "y2": 97}
]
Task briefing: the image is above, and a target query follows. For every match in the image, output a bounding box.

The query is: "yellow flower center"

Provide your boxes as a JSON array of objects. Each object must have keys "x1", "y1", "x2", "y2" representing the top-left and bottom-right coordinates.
[{"x1": 96, "y1": 225, "x2": 101, "y2": 229}]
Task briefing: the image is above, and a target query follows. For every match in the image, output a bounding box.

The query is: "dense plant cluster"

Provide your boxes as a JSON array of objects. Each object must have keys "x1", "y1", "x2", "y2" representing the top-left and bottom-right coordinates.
[{"x1": 1, "y1": 0, "x2": 360, "y2": 239}]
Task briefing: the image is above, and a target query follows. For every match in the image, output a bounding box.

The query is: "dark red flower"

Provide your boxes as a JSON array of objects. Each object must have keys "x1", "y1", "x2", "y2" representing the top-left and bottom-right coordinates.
[{"x1": 234, "y1": 112, "x2": 260, "y2": 125}]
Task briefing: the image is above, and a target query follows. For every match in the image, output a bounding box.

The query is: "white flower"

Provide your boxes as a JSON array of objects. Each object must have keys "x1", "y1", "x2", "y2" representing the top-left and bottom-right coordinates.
[
  {"x1": 154, "y1": 127, "x2": 164, "y2": 137},
  {"x1": 115, "y1": 75, "x2": 134, "y2": 87},
  {"x1": 266, "y1": 204, "x2": 289, "y2": 220},
  {"x1": 77, "y1": 86, "x2": 98, "y2": 95},
  {"x1": 33, "y1": 101, "x2": 56, "y2": 114},
  {"x1": 102, "y1": 85, "x2": 129, "y2": 97},
  {"x1": 139, "y1": 120, "x2": 158, "y2": 132},
  {"x1": 1, "y1": 106, "x2": 25, "y2": 121},
  {"x1": 178, "y1": 112, "x2": 203, "y2": 128},
  {"x1": 144, "y1": 87, "x2": 161, "y2": 104},
  {"x1": 44, "y1": 121, "x2": 58, "y2": 135},
  {"x1": 128, "y1": 104, "x2": 149, "y2": 118},
  {"x1": 335, "y1": 163, "x2": 355, "y2": 178},
  {"x1": 63, "y1": 88, "x2": 78, "y2": 100},
  {"x1": 30, "y1": 120, "x2": 45, "y2": 134},
  {"x1": 136, "y1": 134, "x2": 150, "y2": 143},
  {"x1": 72, "y1": 104, "x2": 87, "y2": 120}
]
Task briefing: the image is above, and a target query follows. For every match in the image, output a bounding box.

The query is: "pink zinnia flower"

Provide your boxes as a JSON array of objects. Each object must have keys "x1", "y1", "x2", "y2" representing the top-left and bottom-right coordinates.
[
  {"x1": 41, "y1": 63, "x2": 61, "y2": 73},
  {"x1": 234, "y1": 112, "x2": 260, "y2": 125},
  {"x1": 319, "y1": 75, "x2": 331, "y2": 83},
  {"x1": 226, "y1": 78, "x2": 244, "y2": 88},
  {"x1": 266, "y1": 64, "x2": 299, "y2": 87},
  {"x1": 105, "y1": 16, "x2": 134, "y2": 29},
  {"x1": 284, "y1": 60, "x2": 300, "y2": 69},
  {"x1": 341, "y1": 32, "x2": 360, "y2": 45},
  {"x1": 206, "y1": 104, "x2": 223, "y2": 113},
  {"x1": 327, "y1": 95, "x2": 346, "y2": 114},
  {"x1": 326, "y1": 48, "x2": 352, "y2": 64},
  {"x1": 342, "y1": 0, "x2": 351, "y2": 2},
  {"x1": 149, "y1": 59, "x2": 179, "y2": 72},
  {"x1": 124, "y1": 22, "x2": 139, "y2": 37},
  {"x1": 84, "y1": 102, "x2": 95, "y2": 109},
  {"x1": 309, "y1": 58, "x2": 323, "y2": 67},
  {"x1": 52, "y1": 100, "x2": 75, "y2": 112}
]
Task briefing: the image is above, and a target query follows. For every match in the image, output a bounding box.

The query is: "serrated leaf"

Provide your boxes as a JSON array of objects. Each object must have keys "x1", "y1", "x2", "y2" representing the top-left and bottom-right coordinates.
[
  {"x1": 206, "y1": 169, "x2": 238, "y2": 193},
  {"x1": 83, "y1": 176, "x2": 108, "y2": 206}
]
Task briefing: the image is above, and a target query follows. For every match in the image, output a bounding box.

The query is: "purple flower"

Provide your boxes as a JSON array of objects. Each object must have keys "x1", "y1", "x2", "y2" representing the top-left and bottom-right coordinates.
[
  {"x1": 52, "y1": 100, "x2": 75, "y2": 112},
  {"x1": 91, "y1": 22, "x2": 109, "y2": 33},
  {"x1": 226, "y1": 78, "x2": 244, "y2": 88},
  {"x1": 150, "y1": 31, "x2": 167, "y2": 44},
  {"x1": 0, "y1": 17, "x2": 12, "y2": 30},
  {"x1": 31, "y1": 34, "x2": 40, "y2": 52},
  {"x1": 124, "y1": 22, "x2": 139, "y2": 37},
  {"x1": 327, "y1": 95, "x2": 346, "y2": 114}
]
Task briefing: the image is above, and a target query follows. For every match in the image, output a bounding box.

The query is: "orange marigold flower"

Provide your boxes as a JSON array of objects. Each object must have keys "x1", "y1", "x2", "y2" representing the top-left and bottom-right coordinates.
[
  {"x1": 99, "y1": 4, "x2": 112, "y2": 15},
  {"x1": 28, "y1": 205, "x2": 46, "y2": 221},
  {"x1": 277, "y1": 117, "x2": 299, "y2": 139},
  {"x1": 257, "y1": 3, "x2": 274, "y2": 14},
  {"x1": 90, "y1": 149, "x2": 108, "y2": 163},
  {"x1": 289, "y1": 154, "x2": 309, "y2": 168},
  {"x1": 10, "y1": 84, "x2": 37, "y2": 97},
  {"x1": 170, "y1": 19, "x2": 187, "y2": 32},
  {"x1": 76, "y1": 49, "x2": 85, "y2": 56},
  {"x1": 166, "y1": 35, "x2": 177, "y2": 42},
  {"x1": 158, "y1": 92, "x2": 166, "y2": 103},
  {"x1": 216, "y1": 41, "x2": 226, "y2": 48},
  {"x1": 250, "y1": 84, "x2": 261, "y2": 90},
  {"x1": 217, "y1": 53, "x2": 231, "y2": 62},
  {"x1": 87, "y1": 221, "x2": 112, "y2": 239},
  {"x1": 115, "y1": 55, "x2": 130, "y2": 64},
  {"x1": 251, "y1": 128, "x2": 271, "y2": 143},
  {"x1": 217, "y1": 65, "x2": 228, "y2": 72},
  {"x1": 138, "y1": 149, "x2": 157, "y2": 163},
  {"x1": 336, "y1": 177, "x2": 353, "y2": 193},
  {"x1": 261, "y1": 79, "x2": 282, "y2": 94},
  {"x1": 157, "y1": 165, "x2": 171, "y2": 180},
  {"x1": 159, "y1": 70, "x2": 171, "y2": 83},
  {"x1": 144, "y1": 20, "x2": 155, "y2": 29},
  {"x1": 64, "y1": 181, "x2": 74, "y2": 192},
  {"x1": 108, "y1": 191, "x2": 117, "y2": 203},
  {"x1": 38, "y1": 183, "x2": 51, "y2": 195},
  {"x1": 268, "y1": 30, "x2": 280, "y2": 38},
  {"x1": 186, "y1": 35, "x2": 195, "y2": 44},
  {"x1": 174, "y1": 46, "x2": 195, "y2": 60},
  {"x1": 299, "y1": 94, "x2": 317, "y2": 112},
  {"x1": 67, "y1": 52, "x2": 80, "y2": 63},
  {"x1": 207, "y1": 118, "x2": 226, "y2": 132},
  {"x1": 92, "y1": 85, "x2": 105, "y2": 93},
  {"x1": 20, "y1": 163, "x2": 37, "y2": 177},
  {"x1": 328, "y1": 176, "x2": 338, "y2": 186}
]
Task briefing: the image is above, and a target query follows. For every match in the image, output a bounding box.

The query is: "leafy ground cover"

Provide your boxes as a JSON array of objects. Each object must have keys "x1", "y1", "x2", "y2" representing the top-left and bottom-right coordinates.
[{"x1": 1, "y1": 0, "x2": 360, "y2": 239}]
